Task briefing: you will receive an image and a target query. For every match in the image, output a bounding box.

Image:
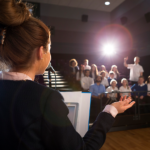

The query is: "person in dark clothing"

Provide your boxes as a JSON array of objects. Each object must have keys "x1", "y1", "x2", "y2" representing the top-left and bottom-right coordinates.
[
  {"x1": 131, "y1": 76, "x2": 147, "y2": 113},
  {"x1": 0, "y1": 0, "x2": 135, "y2": 150},
  {"x1": 131, "y1": 76, "x2": 147, "y2": 99},
  {"x1": 67, "y1": 59, "x2": 79, "y2": 90}
]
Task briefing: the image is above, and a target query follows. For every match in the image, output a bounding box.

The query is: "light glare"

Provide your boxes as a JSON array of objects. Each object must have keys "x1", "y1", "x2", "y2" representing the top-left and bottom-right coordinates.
[
  {"x1": 105, "y1": 1, "x2": 110, "y2": 5},
  {"x1": 103, "y1": 43, "x2": 116, "y2": 55}
]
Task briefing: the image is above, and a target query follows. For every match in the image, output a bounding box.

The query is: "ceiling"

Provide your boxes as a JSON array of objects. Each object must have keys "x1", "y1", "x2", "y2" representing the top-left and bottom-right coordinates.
[{"x1": 27, "y1": 0, "x2": 125, "y2": 12}]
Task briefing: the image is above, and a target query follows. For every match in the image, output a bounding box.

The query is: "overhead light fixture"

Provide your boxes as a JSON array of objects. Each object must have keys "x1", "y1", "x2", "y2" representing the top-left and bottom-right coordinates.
[{"x1": 105, "y1": 1, "x2": 110, "y2": 5}]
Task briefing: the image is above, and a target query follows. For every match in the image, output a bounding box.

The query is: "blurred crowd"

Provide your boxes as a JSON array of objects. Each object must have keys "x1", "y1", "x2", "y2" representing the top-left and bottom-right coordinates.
[{"x1": 64, "y1": 58, "x2": 150, "y2": 115}]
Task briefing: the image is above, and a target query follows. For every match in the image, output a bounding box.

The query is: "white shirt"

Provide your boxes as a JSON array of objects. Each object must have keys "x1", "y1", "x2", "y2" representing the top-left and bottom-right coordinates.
[
  {"x1": 119, "y1": 86, "x2": 131, "y2": 97},
  {"x1": 114, "y1": 73, "x2": 117, "y2": 79},
  {"x1": 101, "y1": 77, "x2": 109, "y2": 87},
  {"x1": 0, "y1": 71, "x2": 32, "y2": 81},
  {"x1": 91, "y1": 72, "x2": 95, "y2": 80},
  {"x1": 76, "y1": 72, "x2": 84, "y2": 80},
  {"x1": 84, "y1": 65, "x2": 91, "y2": 70},
  {"x1": 81, "y1": 76, "x2": 94, "y2": 90},
  {"x1": 147, "y1": 84, "x2": 150, "y2": 94},
  {"x1": 127, "y1": 64, "x2": 144, "y2": 81},
  {"x1": 138, "y1": 83, "x2": 145, "y2": 87},
  {"x1": 105, "y1": 72, "x2": 109, "y2": 78},
  {"x1": 106, "y1": 86, "x2": 118, "y2": 98}
]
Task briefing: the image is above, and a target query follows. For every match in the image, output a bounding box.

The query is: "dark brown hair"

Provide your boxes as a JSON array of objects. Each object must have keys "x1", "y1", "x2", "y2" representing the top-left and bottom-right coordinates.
[
  {"x1": 0, "y1": 0, "x2": 50, "y2": 69},
  {"x1": 95, "y1": 75, "x2": 102, "y2": 82},
  {"x1": 100, "y1": 71, "x2": 106, "y2": 76}
]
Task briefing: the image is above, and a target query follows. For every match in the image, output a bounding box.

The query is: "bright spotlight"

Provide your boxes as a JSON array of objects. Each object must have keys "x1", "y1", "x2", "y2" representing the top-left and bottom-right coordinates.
[
  {"x1": 103, "y1": 43, "x2": 116, "y2": 55},
  {"x1": 105, "y1": 1, "x2": 110, "y2": 5}
]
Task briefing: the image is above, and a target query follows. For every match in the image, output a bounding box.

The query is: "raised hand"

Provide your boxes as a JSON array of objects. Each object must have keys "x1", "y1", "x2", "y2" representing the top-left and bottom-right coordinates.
[
  {"x1": 124, "y1": 57, "x2": 128, "y2": 61},
  {"x1": 111, "y1": 96, "x2": 135, "y2": 114}
]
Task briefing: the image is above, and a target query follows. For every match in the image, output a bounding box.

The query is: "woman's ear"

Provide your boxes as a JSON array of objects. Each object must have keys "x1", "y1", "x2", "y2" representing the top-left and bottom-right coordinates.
[{"x1": 37, "y1": 46, "x2": 44, "y2": 60}]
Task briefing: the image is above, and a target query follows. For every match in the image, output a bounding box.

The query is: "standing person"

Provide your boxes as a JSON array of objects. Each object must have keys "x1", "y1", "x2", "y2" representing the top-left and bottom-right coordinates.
[
  {"x1": 68, "y1": 59, "x2": 79, "y2": 77},
  {"x1": 100, "y1": 71, "x2": 109, "y2": 88},
  {"x1": 81, "y1": 70, "x2": 94, "y2": 91},
  {"x1": 76, "y1": 64, "x2": 84, "y2": 81},
  {"x1": 83, "y1": 59, "x2": 91, "y2": 70},
  {"x1": 99, "y1": 65, "x2": 109, "y2": 78},
  {"x1": 124, "y1": 56, "x2": 144, "y2": 85},
  {"x1": 68, "y1": 59, "x2": 79, "y2": 88},
  {"x1": 110, "y1": 65, "x2": 120, "y2": 79},
  {"x1": 90, "y1": 64, "x2": 98, "y2": 81},
  {"x1": 119, "y1": 78, "x2": 131, "y2": 97},
  {"x1": 0, "y1": 1, "x2": 135, "y2": 150},
  {"x1": 106, "y1": 79, "x2": 119, "y2": 103}
]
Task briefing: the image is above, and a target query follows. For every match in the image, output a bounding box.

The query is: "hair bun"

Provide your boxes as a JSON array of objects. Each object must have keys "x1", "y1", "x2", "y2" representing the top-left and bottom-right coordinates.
[{"x1": 0, "y1": 0, "x2": 31, "y2": 27}]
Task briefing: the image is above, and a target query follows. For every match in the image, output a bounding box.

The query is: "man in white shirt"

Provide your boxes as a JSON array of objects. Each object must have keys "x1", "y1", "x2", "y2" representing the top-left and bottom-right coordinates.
[
  {"x1": 124, "y1": 56, "x2": 144, "y2": 85},
  {"x1": 81, "y1": 70, "x2": 94, "y2": 91},
  {"x1": 84, "y1": 59, "x2": 91, "y2": 70}
]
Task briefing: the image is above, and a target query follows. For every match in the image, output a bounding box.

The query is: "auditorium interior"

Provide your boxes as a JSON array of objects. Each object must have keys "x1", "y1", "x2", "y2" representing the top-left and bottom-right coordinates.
[{"x1": 1, "y1": 0, "x2": 150, "y2": 149}]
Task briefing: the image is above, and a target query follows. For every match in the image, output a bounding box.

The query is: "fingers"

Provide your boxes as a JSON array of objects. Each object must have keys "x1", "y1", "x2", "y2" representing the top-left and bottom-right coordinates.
[
  {"x1": 123, "y1": 95, "x2": 127, "y2": 101},
  {"x1": 122, "y1": 97, "x2": 132, "y2": 106},
  {"x1": 124, "y1": 101, "x2": 136, "y2": 110},
  {"x1": 119, "y1": 96, "x2": 123, "y2": 101}
]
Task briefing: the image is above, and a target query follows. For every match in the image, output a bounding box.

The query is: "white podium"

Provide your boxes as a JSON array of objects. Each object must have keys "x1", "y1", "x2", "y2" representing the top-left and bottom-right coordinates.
[{"x1": 60, "y1": 91, "x2": 91, "y2": 137}]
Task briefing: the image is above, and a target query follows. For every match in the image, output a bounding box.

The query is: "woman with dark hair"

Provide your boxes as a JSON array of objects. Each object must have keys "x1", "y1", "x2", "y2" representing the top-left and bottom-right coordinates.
[
  {"x1": 90, "y1": 64, "x2": 98, "y2": 81},
  {"x1": 0, "y1": 1, "x2": 135, "y2": 150}
]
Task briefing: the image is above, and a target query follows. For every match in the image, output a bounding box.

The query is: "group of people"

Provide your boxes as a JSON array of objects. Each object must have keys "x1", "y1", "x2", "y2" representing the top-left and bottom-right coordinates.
[{"x1": 68, "y1": 57, "x2": 150, "y2": 105}]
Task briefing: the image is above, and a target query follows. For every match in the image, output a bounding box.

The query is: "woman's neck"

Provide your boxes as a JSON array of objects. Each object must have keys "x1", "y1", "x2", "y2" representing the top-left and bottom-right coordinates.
[
  {"x1": 123, "y1": 85, "x2": 127, "y2": 88},
  {"x1": 112, "y1": 86, "x2": 115, "y2": 89},
  {"x1": 9, "y1": 68, "x2": 35, "y2": 81}
]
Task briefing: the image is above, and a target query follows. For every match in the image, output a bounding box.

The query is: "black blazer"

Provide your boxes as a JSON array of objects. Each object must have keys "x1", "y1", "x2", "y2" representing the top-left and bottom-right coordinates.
[
  {"x1": 0, "y1": 80, "x2": 115, "y2": 150},
  {"x1": 68, "y1": 66, "x2": 79, "y2": 74}
]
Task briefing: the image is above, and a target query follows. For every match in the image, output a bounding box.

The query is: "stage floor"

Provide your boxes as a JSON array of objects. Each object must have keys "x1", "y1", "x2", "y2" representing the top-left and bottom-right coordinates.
[{"x1": 101, "y1": 127, "x2": 150, "y2": 150}]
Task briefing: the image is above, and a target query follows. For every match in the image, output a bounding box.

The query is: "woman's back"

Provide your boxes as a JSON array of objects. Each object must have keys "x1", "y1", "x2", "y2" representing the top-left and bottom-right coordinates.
[{"x1": 0, "y1": 80, "x2": 68, "y2": 149}]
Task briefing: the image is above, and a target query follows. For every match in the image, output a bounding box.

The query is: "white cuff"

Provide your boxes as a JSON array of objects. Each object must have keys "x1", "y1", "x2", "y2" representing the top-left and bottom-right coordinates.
[{"x1": 103, "y1": 105, "x2": 118, "y2": 118}]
